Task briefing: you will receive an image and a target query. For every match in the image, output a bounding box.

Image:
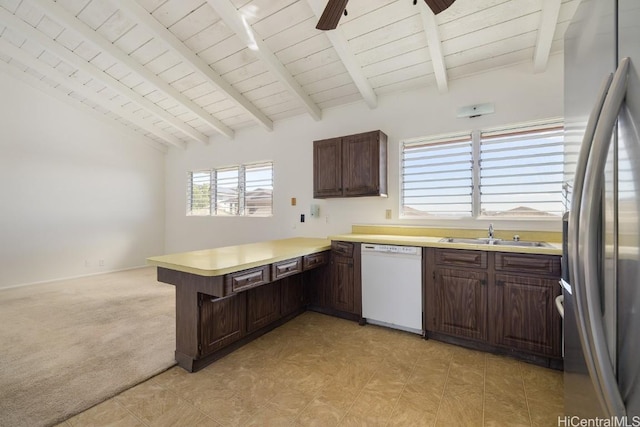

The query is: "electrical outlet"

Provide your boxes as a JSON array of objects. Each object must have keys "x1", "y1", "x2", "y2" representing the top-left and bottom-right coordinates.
[
  {"x1": 84, "y1": 260, "x2": 90, "y2": 267},
  {"x1": 385, "y1": 209, "x2": 392, "y2": 219},
  {"x1": 99, "y1": 259, "x2": 105, "y2": 267}
]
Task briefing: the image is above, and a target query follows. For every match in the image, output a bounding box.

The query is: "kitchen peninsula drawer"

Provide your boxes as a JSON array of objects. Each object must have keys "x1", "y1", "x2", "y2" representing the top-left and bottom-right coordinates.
[
  {"x1": 435, "y1": 248, "x2": 487, "y2": 269},
  {"x1": 272, "y1": 257, "x2": 303, "y2": 280},
  {"x1": 225, "y1": 265, "x2": 271, "y2": 293},
  {"x1": 495, "y1": 253, "x2": 561, "y2": 276},
  {"x1": 331, "y1": 241, "x2": 354, "y2": 257},
  {"x1": 303, "y1": 251, "x2": 329, "y2": 270}
]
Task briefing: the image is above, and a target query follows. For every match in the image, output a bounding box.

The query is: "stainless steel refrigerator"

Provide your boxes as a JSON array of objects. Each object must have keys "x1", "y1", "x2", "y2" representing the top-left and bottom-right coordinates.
[{"x1": 563, "y1": 0, "x2": 640, "y2": 419}]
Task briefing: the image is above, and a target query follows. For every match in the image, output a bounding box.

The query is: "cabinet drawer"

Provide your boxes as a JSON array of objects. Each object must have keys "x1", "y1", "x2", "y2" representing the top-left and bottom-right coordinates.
[
  {"x1": 225, "y1": 265, "x2": 271, "y2": 293},
  {"x1": 272, "y1": 257, "x2": 303, "y2": 280},
  {"x1": 435, "y1": 249, "x2": 487, "y2": 269},
  {"x1": 303, "y1": 251, "x2": 329, "y2": 270},
  {"x1": 331, "y1": 241, "x2": 354, "y2": 257},
  {"x1": 495, "y1": 253, "x2": 561, "y2": 276}
]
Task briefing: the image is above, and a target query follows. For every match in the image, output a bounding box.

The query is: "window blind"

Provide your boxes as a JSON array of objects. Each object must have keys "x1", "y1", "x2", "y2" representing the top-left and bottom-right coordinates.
[
  {"x1": 401, "y1": 133, "x2": 473, "y2": 217},
  {"x1": 479, "y1": 122, "x2": 564, "y2": 217},
  {"x1": 214, "y1": 167, "x2": 239, "y2": 216},
  {"x1": 187, "y1": 171, "x2": 211, "y2": 216}
]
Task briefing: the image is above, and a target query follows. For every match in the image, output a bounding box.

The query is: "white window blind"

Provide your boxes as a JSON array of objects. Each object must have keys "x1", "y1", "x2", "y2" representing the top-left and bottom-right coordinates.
[
  {"x1": 401, "y1": 133, "x2": 473, "y2": 217},
  {"x1": 480, "y1": 122, "x2": 564, "y2": 217},
  {"x1": 187, "y1": 171, "x2": 211, "y2": 216},
  {"x1": 214, "y1": 167, "x2": 239, "y2": 216},
  {"x1": 186, "y1": 162, "x2": 273, "y2": 217}
]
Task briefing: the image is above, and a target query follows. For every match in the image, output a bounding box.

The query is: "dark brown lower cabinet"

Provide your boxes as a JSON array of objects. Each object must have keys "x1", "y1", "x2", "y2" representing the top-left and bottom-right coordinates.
[
  {"x1": 246, "y1": 281, "x2": 281, "y2": 334},
  {"x1": 199, "y1": 293, "x2": 245, "y2": 356},
  {"x1": 433, "y1": 267, "x2": 488, "y2": 341},
  {"x1": 329, "y1": 254, "x2": 356, "y2": 313},
  {"x1": 425, "y1": 248, "x2": 562, "y2": 365},
  {"x1": 280, "y1": 275, "x2": 305, "y2": 316},
  {"x1": 492, "y1": 273, "x2": 562, "y2": 357}
]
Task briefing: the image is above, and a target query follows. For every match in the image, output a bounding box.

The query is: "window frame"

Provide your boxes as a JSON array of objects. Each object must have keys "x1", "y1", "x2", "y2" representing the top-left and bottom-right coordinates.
[
  {"x1": 399, "y1": 118, "x2": 565, "y2": 220},
  {"x1": 186, "y1": 161, "x2": 273, "y2": 217}
]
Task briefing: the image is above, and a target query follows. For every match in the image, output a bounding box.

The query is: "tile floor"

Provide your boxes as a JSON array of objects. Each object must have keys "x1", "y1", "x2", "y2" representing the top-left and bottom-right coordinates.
[{"x1": 58, "y1": 312, "x2": 563, "y2": 426}]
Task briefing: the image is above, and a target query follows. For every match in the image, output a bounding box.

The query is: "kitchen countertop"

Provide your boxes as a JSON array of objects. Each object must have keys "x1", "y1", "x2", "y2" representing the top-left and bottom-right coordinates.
[
  {"x1": 329, "y1": 233, "x2": 562, "y2": 255},
  {"x1": 147, "y1": 237, "x2": 331, "y2": 276}
]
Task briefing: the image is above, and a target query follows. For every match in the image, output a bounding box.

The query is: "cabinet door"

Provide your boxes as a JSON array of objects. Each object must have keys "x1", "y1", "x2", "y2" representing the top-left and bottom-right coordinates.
[
  {"x1": 199, "y1": 293, "x2": 245, "y2": 356},
  {"x1": 433, "y1": 267, "x2": 488, "y2": 341},
  {"x1": 246, "y1": 282, "x2": 281, "y2": 333},
  {"x1": 342, "y1": 131, "x2": 384, "y2": 197},
  {"x1": 313, "y1": 138, "x2": 342, "y2": 198},
  {"x1": 280, "y1": 275, "x2": 304, "y2": 316},
  {"x1": 492, "y1": 273, "x2": 562, "y2": 357},
  {"x1": 329, "y1": 255, "x2": 355, "y2": 313}
]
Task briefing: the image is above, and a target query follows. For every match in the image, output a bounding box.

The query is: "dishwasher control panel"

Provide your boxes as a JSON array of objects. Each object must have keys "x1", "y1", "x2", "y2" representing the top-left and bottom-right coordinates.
[{"x1": 361, "y1": 244, "x2": 420, "y2": 255}]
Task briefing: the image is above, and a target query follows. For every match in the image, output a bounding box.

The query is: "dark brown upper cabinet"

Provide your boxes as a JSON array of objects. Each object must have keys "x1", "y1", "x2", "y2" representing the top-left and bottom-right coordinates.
[{"x1": 313, "y1": 130, "x2": 388, "y2": 198}]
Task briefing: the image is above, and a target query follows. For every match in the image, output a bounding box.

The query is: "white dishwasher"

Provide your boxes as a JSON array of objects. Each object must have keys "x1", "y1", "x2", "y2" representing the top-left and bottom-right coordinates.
[{"x1": 361, "y1": 244, "x2": 423, "y2": 335}]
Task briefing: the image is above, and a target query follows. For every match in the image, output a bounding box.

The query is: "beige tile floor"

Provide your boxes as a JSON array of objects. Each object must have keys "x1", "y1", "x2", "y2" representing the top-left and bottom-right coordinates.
[{"x1": 58, "y1": 312, "x2": 563, "y2": 426}]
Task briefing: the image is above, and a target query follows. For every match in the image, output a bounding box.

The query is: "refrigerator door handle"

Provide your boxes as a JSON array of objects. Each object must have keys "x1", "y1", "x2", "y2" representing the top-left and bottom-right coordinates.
[
  {"x1": 569, "y1": 72, "x2": 613, "y2": 411},
  {"x1": 580, "y1": 57, "x2": 630, "y2": 417}
]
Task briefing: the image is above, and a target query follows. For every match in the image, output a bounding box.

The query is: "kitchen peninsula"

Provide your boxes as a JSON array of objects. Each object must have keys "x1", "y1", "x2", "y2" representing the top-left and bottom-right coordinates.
[
  {"x1": 149, "y1": 230, "x2": 563, "y2": 373},
  {"x1": 147, "y1": 238, "x2": 331, "y2": 372}
]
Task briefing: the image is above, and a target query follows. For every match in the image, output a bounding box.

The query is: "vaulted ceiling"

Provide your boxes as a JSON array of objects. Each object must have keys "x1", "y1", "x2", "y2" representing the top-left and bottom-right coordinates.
[{"x1": 0, "y1": 0, "x2": 579, "y2": 149}]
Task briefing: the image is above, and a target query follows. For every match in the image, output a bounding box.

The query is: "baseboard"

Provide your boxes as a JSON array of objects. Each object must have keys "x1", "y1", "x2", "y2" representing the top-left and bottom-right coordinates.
[{"x1": 0, "y1": 265, "x2": 153, "y2": 291}]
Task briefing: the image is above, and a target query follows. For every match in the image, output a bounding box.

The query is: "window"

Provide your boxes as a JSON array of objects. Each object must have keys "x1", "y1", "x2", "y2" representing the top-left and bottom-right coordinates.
[
  {"x1": 187, "y1": 162, "x2": 273, "y2": 217},
  {"x1": 401, "y1": 133, "x2": 473, "y2": 217},
  {"x1": 480, "y1": 123, "x2": 564, "y2": 217},
  {"x1": 400, "y1": 119, "x2": 564, "y2": 219}
]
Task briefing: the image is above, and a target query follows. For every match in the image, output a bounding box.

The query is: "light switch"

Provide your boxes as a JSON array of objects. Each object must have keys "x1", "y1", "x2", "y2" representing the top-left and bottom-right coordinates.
[{"x1": 291, "y1": 197, "x2": 297, "y2": 206}]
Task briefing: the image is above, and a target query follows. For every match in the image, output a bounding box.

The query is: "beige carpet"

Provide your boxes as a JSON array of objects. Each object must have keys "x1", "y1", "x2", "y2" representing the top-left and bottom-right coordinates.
[{"x1": 0, "y1": 267, "x2": 176, "y2": 427}]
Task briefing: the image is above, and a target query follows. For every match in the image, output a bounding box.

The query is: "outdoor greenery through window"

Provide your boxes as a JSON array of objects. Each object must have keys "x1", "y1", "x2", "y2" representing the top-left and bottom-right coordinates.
[
  {"x1": 187, "y1": 162, "x2": 273, "y2": 217},
  {"x1": 401, "y1": 119, "x2": 565, "y2": 218}
]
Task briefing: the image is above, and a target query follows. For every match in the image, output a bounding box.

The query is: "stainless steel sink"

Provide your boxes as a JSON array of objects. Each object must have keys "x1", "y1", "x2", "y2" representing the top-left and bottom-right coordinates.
[
  {"x1": 494, "y1": 240, "x2": 553, "y2": 247},
  {"x1": 439, "y1": 237, "x2": 552, "y2": 248},
  {"x1": 439, "y1": 237, "x2": 497, "y2": 245}
]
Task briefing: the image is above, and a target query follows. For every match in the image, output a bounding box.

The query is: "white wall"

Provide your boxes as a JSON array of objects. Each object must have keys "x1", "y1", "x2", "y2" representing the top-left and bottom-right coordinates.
[
  {"x1": 165, "y1": 55, "x2": 565, "y2": 253},
  {"x1": 0, "y1": 74, "x2": 166, "y2": 289}
]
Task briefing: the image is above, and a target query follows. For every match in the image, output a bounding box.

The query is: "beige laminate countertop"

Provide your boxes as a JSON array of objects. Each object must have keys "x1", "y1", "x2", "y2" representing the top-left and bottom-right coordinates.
[
  {"x1": 329, "y1": 233, "x2": 562, "y2": 255},
  {"x1": 146, "y1": 237, "x2": 331, "y2": 276}
]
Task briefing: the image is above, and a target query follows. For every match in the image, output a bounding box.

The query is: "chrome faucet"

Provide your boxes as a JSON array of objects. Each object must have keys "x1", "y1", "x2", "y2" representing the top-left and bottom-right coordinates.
[{"x1": 488, "y1": 223, "x2": 494, "y2": 242}]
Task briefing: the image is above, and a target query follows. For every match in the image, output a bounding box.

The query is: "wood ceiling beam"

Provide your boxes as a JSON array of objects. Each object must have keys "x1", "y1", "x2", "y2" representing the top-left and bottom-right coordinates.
[
  {"x1": 0, "y1": 38, "x2": 185, "y2": 149},
  {"x1": 29, "y1": 0, "x2": 223, "y2": 142},
  {"x1": 207, "y1": 0, "x2": 322, "y2": 121},
  {"x1": 0, "y1": 8, "x2": 196, "y2": 147},
  {"x1": 306, "y1": 0, "x2": 377, "y2": 109},
  {"x1": 0, "y1": 61, "x2": 168, "y2": 153},
  {"x1": 112, "y1": 0, "x2": 273, "y2": 133},
  {"x1": 419, "y1": 2, "x2": 448, "y2": 93},
  {"x1": 533, "y1": 0, "x2": 562, "y2": 73}
]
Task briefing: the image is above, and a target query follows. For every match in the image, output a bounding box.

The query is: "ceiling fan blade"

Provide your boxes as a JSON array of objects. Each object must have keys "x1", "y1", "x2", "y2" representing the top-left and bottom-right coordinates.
[
  {"x1": 423, "y1": 0, "x2": 456, "y2": 15},
  {"x1": 316, "y1": 0, "x2": 349, "y2": 30}
]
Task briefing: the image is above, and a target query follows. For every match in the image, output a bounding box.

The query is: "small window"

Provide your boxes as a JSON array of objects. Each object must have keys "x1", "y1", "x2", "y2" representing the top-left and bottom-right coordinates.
[
  {"x1": 401, "y1": 133, "x2": 473, "y2": 217},
  {"x1": 187, "y1": 162, "x2": 273, "y2": 217},
  {"x1": 480, "y1": 122, "x2": 564, "y2": 217},
  {"x1": 244, "y1": 162, "x2": 273, "y2": 217},
  {"x1": 214, "y1": 167, "x2": 239, "y2": 216},
  {"x1": 187, "y1": 171, "x2": 211, "y2": 216}
]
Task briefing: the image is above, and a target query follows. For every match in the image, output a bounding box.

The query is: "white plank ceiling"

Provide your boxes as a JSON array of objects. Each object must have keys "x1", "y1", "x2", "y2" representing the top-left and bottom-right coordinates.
[{"x1": 0, "y1": 0, "x2": 580, "y2": 148}]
